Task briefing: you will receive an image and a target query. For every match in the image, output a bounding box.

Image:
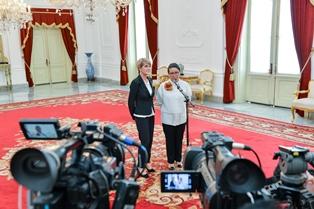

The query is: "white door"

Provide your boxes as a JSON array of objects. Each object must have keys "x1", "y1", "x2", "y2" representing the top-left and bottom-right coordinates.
[
  {"x1": 31, "y1": 27, "x2": 50, "y2": 85},
  {"x1": 245, "y1": 0, "x2": 299, "y2": 108},
  {"x1": 247, "y1": 75, "x2": 298, "y2": 107},
  {"x1": 31, "y1": 27, "x2": 71, "y2": 85}
]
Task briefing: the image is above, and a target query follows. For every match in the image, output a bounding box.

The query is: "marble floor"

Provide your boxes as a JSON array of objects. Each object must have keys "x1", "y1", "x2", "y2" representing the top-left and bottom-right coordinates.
[{"x1": 0, "y1": 80, "x2": 313, "y2": 127}]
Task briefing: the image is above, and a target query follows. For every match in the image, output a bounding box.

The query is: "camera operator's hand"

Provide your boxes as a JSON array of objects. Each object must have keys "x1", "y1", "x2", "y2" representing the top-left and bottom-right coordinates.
[{"x1": 305, "y1": 171, "x2": 314, "y2": 193}]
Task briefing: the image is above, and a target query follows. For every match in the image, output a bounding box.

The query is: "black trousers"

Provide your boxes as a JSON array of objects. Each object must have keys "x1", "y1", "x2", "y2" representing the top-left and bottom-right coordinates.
[
  {"x1": 135, "y1": 116, "x2": 154, "y2": 168},
  {"x1": 162, "y1": 123, "x2": 186, "y2": 164}
]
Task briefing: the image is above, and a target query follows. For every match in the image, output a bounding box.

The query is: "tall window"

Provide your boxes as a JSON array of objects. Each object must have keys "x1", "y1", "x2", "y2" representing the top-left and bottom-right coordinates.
[
  {"x1": 134, "y1": 0, "x2": 148, "y2": 60},
  {"x1": 277, "y1": 0, "x2": 299, "y2": 74},
  {"x1": 249, "y1": 0, "x2": 299, "y2": 75},
  {"x1": 128, "y1": 0, "x2": 150, "y2": 80},
  {"x1": 250, "y1": 0, "x2": 272, "y2": 73}
]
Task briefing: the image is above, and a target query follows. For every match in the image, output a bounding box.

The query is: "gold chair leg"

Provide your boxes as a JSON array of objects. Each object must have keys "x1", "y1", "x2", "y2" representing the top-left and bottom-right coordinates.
[
  {"x1": 193, "y1": 92, "x2": 200, "y2": 101},
  {"x1": 291, "y1": 107, "x2": 295, "y2": 122},
  {"x1": 200, "y1": 92, "x2": 204, "y2": 104}
]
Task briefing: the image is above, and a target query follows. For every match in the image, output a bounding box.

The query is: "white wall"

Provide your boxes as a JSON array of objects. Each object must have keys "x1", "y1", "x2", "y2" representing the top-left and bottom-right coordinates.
[
  {"x1": 0, "y1": 0, "x2": 312, "y2": 98},
  {"x1": 0, "y1": 30, "x2": 26, "y2": 85},
  {"x1": 159, "y1": 0, "x2": 225, "y2": 97},
  {"x1": 73, "y1": 6, "x2": 121, "y2": 81}
]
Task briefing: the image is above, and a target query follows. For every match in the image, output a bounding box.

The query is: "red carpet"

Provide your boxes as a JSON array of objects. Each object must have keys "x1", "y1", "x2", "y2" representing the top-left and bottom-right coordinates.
[{"x1": 0, "y1": 90, "x2": 314, "y2": 209}]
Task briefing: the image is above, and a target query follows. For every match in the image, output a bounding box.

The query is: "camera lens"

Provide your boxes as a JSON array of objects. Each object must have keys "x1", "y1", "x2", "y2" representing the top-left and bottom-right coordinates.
[
  {"x1": 24, "y1": 156, "x2": 49, "y2": 174},
  {"x1": 227, "y1": 161, "x2": 249, "y2": 185},
  {"x1": 11, "y1": 148, "x2": 60, "y2": 192},
  {"x1": 220, "y1": 159, "x2": 265, "y2": 193}
]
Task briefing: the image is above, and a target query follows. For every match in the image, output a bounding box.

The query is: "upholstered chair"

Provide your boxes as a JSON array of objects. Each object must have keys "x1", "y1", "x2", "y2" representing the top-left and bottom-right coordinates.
[
  {"x1": 152, "y1": 66, "x2": 169, "y2": 89},
  {"x1": 190, "y1": 69, "x2": 214, "y2": 103},
  {"x1": 291, "y1": 80, "x2": 314, "y2": 121}
]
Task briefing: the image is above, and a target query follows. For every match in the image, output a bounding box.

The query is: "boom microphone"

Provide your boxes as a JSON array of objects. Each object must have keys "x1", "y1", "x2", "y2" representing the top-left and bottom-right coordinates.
[{"x1": 103, "y1": 124, "x2": 141, "y2": 147}]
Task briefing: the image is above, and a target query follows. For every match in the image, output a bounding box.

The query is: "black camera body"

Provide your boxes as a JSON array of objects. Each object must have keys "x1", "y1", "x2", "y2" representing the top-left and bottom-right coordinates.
[
  {"x1": 10, "y1": 119, "x2": 140, "y2": 209},
  {"x1": 161, "y1": 131, "x2": 314, "y2": 209},
  {"x1": 161, "y1": 131, "x2": 265, "y2": 209}
]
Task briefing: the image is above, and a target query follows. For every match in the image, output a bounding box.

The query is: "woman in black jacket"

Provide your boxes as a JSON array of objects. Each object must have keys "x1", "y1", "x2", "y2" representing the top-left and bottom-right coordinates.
[{"x1": 128, "y1": 58, "x2": 155, "y2": 178}]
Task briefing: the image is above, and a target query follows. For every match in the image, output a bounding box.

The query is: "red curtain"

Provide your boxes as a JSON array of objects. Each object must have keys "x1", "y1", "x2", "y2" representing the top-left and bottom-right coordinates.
[
  {"x1": 222, "y1": 0, "x2": 247, "y2": 103},
  {"x1": 20, "y1": 23, "x2": 34, "y2": 87},
  {"x1": 144, "y1": 0, "x2": 158, "y2": 79},
  {"x1": 61, "y1": 28, "x2": 77, "y2": 82},
  {"x1": 20, "y1": 8, "x2": 78, "y2": 87},
  {"x1": 290, "y1": 0, "x2": 314, "y2": 96},
  {"x1": 117, "y1": 11, "x2": 129, "y2": 85}
]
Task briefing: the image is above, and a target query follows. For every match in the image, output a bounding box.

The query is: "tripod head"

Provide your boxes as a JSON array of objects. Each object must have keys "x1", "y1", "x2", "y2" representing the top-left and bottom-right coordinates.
[{"x1": 273, "y1": 146, "x2": 314, "y2": 187}]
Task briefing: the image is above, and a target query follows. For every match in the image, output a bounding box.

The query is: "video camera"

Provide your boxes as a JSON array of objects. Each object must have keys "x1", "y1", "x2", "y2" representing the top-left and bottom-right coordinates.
[
  {"x1": 160, "y1": 131, "x2": 314, "y2": 209},
  {"x1": 10, "y1": 118, "x2": 145, "y2": 209}
]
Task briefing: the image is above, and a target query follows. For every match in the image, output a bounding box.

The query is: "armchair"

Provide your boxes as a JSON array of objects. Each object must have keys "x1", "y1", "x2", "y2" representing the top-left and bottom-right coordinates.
[
  {"x1": 291, "y1": 80, "x2": 314, "y2": 121},
  {"x1": 190, "y1": 69, "x2": 214, "y2": 103},
  {"x1": 152, "y1": 66, "x2": 169, "y2": 89}
]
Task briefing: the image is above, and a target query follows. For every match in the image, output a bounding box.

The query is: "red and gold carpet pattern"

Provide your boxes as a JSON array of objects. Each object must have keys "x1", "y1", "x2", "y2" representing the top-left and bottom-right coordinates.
[{"x1": 0, "y1": 90, "x2": 314, "y2": 209}]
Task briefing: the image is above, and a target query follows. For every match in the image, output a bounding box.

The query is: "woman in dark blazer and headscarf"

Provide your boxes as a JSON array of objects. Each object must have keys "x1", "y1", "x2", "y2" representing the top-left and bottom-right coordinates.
[{"x1": 128, "y1": 58, "x2": 155, "y2": 178}]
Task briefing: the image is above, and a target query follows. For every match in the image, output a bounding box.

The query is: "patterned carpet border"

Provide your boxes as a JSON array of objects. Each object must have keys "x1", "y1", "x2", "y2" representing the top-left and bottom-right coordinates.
[{"x1": 1, "y1": 89, "x2": 313, "y2": 145}]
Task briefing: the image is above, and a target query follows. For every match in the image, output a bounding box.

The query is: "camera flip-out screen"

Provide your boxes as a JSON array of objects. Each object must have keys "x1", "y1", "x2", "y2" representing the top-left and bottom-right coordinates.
[
  {"x1": 20, "y1": 119, "x2": 62, "y2": 140},
  {"x1": 160, "y1": 171, "x2": 199, "y2": 192}
]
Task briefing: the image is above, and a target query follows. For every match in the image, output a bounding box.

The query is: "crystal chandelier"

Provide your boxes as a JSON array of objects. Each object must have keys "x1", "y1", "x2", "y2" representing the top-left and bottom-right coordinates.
[
  {"x1": 49, "y1": 0, "x2": 132, "y2": 22},
  {"x1": 0, "y1": 0, "x2": 32, "y2": 31}
]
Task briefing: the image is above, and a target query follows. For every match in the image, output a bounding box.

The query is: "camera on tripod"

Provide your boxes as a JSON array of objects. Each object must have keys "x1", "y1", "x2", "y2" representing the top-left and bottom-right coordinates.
[
  {"x1": 160, "y1": 131, "x2": 314, "y2": 209},
  {"x1": 10, "y1": 118, "x2": 143, "y2": 209},
  {"x1": 266, "y1": 145, "x2": 314, "y2": 209}
]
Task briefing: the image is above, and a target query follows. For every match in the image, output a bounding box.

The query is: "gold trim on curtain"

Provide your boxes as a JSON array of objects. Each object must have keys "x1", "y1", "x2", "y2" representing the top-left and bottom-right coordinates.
[
  {"x1": 33, "y1": 22, "x2": 77, "y2": 49},
  {"x1": 148, "y1": 0, "x2": 158, "y2": 23},
  {"x1": 225, "y1": 52, "x2": 234, "y2": 81},
  {"x1": 311, "y1": 0, "x2": 314, "y2": 6},
  {"x1": 32, "y1": 11, "x2": 73, "y2": 15},
  {"x1": 152, "y1": 48, "x2": 159, "y2": 62},
  {"x1": 21, "y1": 23, "x2": 32, "y2": 50},
  {"x1": 0, "y1": 35, "x2": 3, "y2": 55},
  {"x1": 121, "y1": 59, "x2": 127, "y2": 71},
  {"x1": 21, "y1": 22, "x2": 77, "y2": 50},
  {"x1": 221, "y1": 0, "x2": 228, "y2": 8}
]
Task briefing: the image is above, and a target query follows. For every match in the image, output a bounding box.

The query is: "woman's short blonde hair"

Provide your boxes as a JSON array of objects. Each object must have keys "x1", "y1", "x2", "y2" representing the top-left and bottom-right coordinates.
[{"x1": 136, "y1": 58, "x2": 151, "y2": 70}]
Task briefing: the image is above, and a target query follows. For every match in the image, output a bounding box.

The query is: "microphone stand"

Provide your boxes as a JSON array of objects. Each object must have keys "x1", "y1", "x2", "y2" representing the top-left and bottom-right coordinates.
[{"x1": 173, "y1": 80, "x2": 194, "y2": 146}]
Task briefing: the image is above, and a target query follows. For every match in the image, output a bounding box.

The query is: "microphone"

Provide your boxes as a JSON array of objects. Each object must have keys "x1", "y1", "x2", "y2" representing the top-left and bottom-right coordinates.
[
  {"x1": 173, "y1": 80, "x2": 181, "y2": 90},
  {"x1": 232, "y1": 142, "x2": 252, "y2": 150},
  {"x1": 173, "y1": 80, "x2": 190, "y2": 102},
  {"x1": 103, "y1": 124, "x2": 141, "y2": 147}
]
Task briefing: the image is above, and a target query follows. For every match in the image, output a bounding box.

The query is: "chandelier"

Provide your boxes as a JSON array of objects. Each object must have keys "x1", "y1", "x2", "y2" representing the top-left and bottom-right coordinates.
[
  {"x1": 49, "y1": 0, "x2": 132, "y2": 22},
  {"x1": 0, "y1": 0, "x2": 32, "y2": 31}
]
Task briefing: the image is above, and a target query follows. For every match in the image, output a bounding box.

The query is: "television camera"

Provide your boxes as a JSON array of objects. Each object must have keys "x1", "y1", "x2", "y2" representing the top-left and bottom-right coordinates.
[
  {"x1": 160, "y1": 131, "x2": 314, "y2": 209},
  {"x1": 10, "y1": 118, "x2": 147, "y2": 209}
]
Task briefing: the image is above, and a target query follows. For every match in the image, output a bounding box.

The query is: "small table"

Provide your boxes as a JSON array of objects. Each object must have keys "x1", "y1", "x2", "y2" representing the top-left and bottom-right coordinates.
[{"x1": 0, "y1": 63, "x2": 12, "y2": 90}]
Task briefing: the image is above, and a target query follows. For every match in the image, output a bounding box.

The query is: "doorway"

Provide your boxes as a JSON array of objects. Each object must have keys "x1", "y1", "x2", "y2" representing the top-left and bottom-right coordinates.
[
  {"x1": 30, "y1": 26, "x2": 72, "y2": 85},
  {"x1": 243, "y1": 0, "x2": 299, "y2": 108}
]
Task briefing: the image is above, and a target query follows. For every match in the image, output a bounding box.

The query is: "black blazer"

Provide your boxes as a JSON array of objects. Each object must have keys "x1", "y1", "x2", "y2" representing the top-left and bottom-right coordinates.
[{"x1": 128, "y1": 75, "x2": 155, "y2": 119}]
